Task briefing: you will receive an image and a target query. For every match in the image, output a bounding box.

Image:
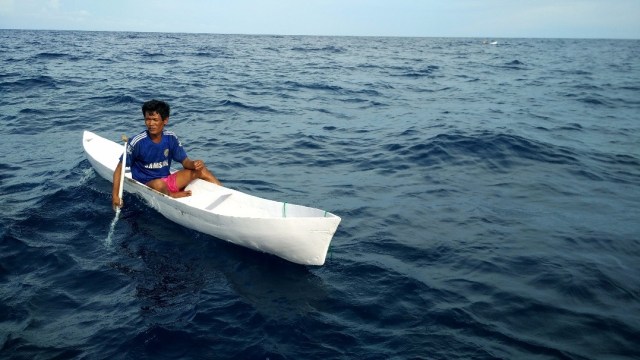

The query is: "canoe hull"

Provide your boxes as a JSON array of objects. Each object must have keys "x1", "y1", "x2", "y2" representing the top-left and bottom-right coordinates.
[{"x1": 82, "y1": 131, "x2": 340, "y2": 265}]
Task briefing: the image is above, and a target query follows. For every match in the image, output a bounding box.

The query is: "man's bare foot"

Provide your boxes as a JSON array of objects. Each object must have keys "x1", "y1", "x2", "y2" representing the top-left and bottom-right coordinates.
[{"x1": 169, "y1": 190, "x2": 192, "y2": 198}]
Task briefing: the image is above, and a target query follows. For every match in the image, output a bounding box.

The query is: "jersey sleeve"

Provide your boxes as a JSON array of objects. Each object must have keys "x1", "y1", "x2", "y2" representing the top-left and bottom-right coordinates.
[{"x1": 170, "y1": 134, "x2": 188, "y2": 163}]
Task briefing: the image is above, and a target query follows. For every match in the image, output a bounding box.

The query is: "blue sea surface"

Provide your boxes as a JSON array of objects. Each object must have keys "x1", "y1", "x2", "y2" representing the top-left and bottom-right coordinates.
[{"x1": 1, "y1": 30, "x2": 639, "y2": 359}]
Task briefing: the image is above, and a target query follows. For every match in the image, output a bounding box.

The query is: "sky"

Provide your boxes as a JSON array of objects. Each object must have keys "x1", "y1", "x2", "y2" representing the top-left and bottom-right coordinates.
[{"x1": 0, "y1": 0, "x2": 638, "y2": 39}]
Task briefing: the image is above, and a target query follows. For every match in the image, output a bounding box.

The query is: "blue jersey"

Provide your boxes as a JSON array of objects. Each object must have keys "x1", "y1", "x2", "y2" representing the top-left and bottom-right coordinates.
[{"x1": 121, "y1": 130, "x2": 188, "y2": 184}]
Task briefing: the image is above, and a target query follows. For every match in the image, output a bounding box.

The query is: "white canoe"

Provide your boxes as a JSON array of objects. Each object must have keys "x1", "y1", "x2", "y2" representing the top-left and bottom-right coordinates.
[{"x1": 82, "y1": 131, "x2": 341, "y2": 265}]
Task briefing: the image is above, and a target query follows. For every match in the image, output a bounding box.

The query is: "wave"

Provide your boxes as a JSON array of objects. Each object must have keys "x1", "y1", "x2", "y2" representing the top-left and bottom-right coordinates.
[
  {"x1": 190, "y1": 47, "x2": 231, "y2": 58},
  {"x1": 0, "y1": 75, "x2": 58, "y2": 90},
  {"x1": 88, "y1": 94, "x2": 140, "y2": 105},
  {"x1": 506, "y1": 59, "x2": 525, "y2": 66},
  {"x1": 217, "y1": 99, "x2": 278, "y2": 113},
  {"x1": 291, "y1": 45, "x2": 346, "y2": 53},
  {"x1": 283, "y1": 81, "x2": 383, "y2": 98},
  {"x1": 490, "y1": 59, "x2": 528, "y2": 70},
  {"x1": 393, "y1": 65, "x2": 440, "y2": 78},
  {"x1": 561, "y1": 92, "x2": 621, "y2": 108},
  {"x1": 578, "y1": 96, "x2": 613, "y2": 107},
  {"x1": 293, "y1": 135, "x2": 326, "y2": 150},
  {"x1": 284, "y1": 80, "x2": 343, "y2": 93},
  {"x1": 0, "y1": 164, "x2": 19, "y2": 184},
  {"x1": 33, "y1": 52, "x2": 81, "y2": 61},
  {"x1": 380, "y1": 131, "x2": 580, "y2": 171}
]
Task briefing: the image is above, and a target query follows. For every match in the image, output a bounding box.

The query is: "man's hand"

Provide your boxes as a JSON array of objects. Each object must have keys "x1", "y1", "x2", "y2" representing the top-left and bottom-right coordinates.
[
  {"x1": 112, "y1": 194, "x2": 123, "y2": 211},
  {"x1": 193, "y1": 159, "x2": 205, "y2": 170}
]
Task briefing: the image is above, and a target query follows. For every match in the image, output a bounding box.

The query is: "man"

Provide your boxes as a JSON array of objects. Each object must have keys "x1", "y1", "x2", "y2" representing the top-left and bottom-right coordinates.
[{"x1": 112, "y1": 99, "x2": 222, "y2": 209}]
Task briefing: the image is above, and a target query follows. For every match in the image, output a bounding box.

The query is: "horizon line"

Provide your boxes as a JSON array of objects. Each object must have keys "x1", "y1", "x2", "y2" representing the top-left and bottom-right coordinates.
[{"x1": 1, "y1": 27, "x2": 638, "y2": 41}]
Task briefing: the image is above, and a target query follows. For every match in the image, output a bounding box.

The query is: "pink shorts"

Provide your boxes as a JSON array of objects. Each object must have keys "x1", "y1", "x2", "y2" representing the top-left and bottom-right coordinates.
[{"x1": 160, "y1": 172, "x2": 180, "y2": 193}]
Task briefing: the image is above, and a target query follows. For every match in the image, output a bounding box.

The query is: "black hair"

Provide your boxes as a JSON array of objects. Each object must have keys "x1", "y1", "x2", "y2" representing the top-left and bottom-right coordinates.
[{"x1": 142, "y1": 99, "x2": 170, "y2": 120}]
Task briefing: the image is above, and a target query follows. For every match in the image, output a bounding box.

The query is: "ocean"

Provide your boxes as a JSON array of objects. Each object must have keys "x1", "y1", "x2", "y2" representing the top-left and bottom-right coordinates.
[{"x1": 0, "y1": 30, "x2": 639, "y2": 359}]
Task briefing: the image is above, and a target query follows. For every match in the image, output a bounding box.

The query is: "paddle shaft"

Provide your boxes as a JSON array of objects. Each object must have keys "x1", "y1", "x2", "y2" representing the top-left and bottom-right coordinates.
[
  {"x1": 117, "y1": 135, "x2": 128, "y2": 202},
  {"x1": 107, "y1": 135, "x2": 128, "y2": 242}
]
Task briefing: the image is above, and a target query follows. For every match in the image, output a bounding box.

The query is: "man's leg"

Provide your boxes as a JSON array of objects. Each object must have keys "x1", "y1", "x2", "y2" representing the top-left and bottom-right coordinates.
[
  {"x1": 146, "y1": 177, "x2": 192, "y2": 198},
  {"x1": 174, "y1": 166, "x2": 222, "y2": 189},
  {"x1": 195, "y1": 166, "x2": 222, "y2": 186},
  {"x1": 146, "y1": 178, "x2": 169, "y2": 193}
]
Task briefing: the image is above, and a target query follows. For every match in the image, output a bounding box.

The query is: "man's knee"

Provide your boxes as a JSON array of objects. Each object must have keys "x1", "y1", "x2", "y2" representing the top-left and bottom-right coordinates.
[
  {"x1": 146, "y1": 179, "x2": 168, "y2": 194},
  {"x1": 200, "y1": 166, "x2": 214, "y2": 178}
]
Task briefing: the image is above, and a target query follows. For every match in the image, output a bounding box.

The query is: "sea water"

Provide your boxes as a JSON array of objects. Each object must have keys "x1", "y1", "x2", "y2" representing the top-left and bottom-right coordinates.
[{"x1": 1, "y1": 30, "x2": 639, "y2": 359}]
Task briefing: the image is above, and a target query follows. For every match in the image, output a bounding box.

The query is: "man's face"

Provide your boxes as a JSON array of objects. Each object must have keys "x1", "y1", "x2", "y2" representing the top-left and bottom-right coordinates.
[{"x1": 144, "y1": 111, "x2": 167, "y2": 136}]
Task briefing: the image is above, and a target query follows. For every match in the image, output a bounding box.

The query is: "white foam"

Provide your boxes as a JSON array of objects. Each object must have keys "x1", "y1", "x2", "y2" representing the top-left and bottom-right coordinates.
[{"x1": 105, "y1": 208, "x2": 120, "y2": 246}]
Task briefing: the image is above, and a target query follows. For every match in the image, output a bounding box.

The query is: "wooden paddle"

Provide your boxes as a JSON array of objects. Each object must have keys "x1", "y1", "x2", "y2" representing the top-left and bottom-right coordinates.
[
  {"x1": 117, "y1": 134, "x2": 128, "y2": 206},
  {"x1": 106, "y1": 135, "x2": 128, "y2": 245}
]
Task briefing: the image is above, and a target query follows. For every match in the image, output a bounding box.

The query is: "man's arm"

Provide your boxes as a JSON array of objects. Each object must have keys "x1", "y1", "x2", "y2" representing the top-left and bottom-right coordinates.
[
  {"x1": 182, "y1": 157, "x2": 205, "y2": 171},
  {"x1": 112, "y1": 161, "x2": 123, "y2": 209},
  {"x1": 181, "y1": 157, "x2": 223, "y2": 186}
]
